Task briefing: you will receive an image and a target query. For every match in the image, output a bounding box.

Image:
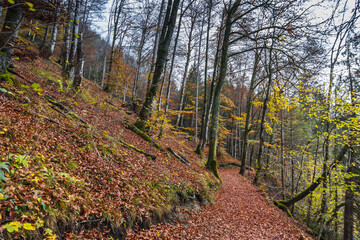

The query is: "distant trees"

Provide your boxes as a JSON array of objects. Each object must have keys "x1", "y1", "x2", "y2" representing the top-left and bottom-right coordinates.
[{"x1": 1, "y1": 0, "x2": 360, "y2": 238}]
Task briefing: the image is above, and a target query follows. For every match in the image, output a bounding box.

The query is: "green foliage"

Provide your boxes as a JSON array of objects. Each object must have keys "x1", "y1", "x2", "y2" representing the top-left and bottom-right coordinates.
[{"x1": 0, "y1": 72, "x2": 16, "y2": 85}]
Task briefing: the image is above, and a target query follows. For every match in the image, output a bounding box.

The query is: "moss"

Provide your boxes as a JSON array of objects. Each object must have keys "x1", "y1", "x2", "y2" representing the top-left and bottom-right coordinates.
[
  {"x1": 123, "y1": 121, "x2": 166, "y2": 153},
  {"x1": 33, "y1": 69, "x2": 64, "y2": 90},
  {"x1": 0, "y1": 72, "x2": 16, "y2": 86},
  {"x1": 273, "y1": 200, "x2": 293, "y2": 218}
]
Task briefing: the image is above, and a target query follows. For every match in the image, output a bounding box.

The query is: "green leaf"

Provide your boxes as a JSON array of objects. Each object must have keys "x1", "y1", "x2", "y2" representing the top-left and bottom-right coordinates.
[
  {"x1": 23, "y1": 223, "x2": 36, "y2": 231},
  {"x1": 8, "y1": 0, "x2": 15, "y2": 4},
  {"x1": 3, "y1": 221, "x2": 22, "y2": 232},
  {"x1": 31, "y1": 83, "x2": 42, "y2": 92},
  {"x1": 0, "y1": 87, "x2": 14, "y2": 96},
  {"x1": 0, "y1": 162, "x2": 9, "y2": 173},
  {"x1": 0, "y1": 171, "x2": 6, "y2": 182},
  {"x1": 31, "y1": 83, "x2": 41, "y2": 89}
]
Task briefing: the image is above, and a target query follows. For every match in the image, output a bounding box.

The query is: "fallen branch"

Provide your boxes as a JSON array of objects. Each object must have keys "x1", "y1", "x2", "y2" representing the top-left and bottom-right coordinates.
[
  {"x1": 40, "y1": 114, "x2": 61, "y2": 125},
  {"x1": 44, "y1": 95, "x2": 88, "y2": 125},
  {"x1": 118, "y1": 138, "x2": 156, "y2": 160},
  {"x1": 123, "y1": 121, "x2": 165, "y2": 153},
  {"x1": 167, "y1": 147, "x2": 190, "y2": 166}
]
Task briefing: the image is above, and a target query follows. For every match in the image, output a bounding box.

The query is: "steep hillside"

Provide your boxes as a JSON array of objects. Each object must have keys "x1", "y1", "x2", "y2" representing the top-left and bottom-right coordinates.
[{"x1": 0, "y1": 58, "x2": 219, "y2": 239}]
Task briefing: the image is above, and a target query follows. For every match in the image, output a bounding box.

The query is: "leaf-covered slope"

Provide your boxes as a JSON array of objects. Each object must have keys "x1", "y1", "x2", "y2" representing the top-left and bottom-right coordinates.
[{"x1": 0, "y1": 58, "x2": 219, "y2": 239}]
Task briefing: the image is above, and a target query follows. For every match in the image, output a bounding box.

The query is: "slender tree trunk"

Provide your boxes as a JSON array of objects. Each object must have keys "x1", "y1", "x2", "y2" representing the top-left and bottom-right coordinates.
[
  {"x1": 135, "y1": 0, "x2": 181, "y2": 131},
  {"x1": 132, "y1": 26, "x2": 147, "y2": 99},
  {"x1": 158, "y1": 2, "x2": 184, "y2": 139},
  {"x1": 50, "y1": 10, "x2": 59, "y2": 54},
  {"x1": 254, "y1": 43, "x2": 274, "y2": 185},
  {"x1": 73, "y1": 0, "x2": 87, "y2": 89},
  {"x1": 239, "y1": 49, "x2": 260, "y2": 175},
  {"x1": 206, "y1": 0, "x2": 241, "y2": 179},
  {"x1": 146, "y1": 0, "x2": 166, "y2": 94},
  {"x1": 104, "y1": 0, "x2": 125, "y2": 92},
  {"x1": 194, "y1": 15, "x2": 205, "y2": 143},
  {"x1": 40, "y1": 24, "x2": 50, "y2": 50},
  {"x1": 158, "y1": 60, "x2": 168, "y2": 111},
  {"x1": 0, "y1": 0, "x2": 22, "y2": 70},
  {"x1": 280, "y1": 108, "x2": 286, "y2": 199},
  {"x1": 67, "y1": 0, "x2": 80, "y2": 79},
  {"x1": 195, "y1": 0, "x2": 211, "y2": 151},
  {"x1": 344, "y1": 37, "x2": 356, "y2": 240},
  {"x1": 195, "y1": 6, "x2": 223, "y2": 154},
  {"x1": 176, "y1": 12, "x2": 196, "y2": 127},
  {"x1": 62, "y1": 0, "x2": 72, "y2": 74}
]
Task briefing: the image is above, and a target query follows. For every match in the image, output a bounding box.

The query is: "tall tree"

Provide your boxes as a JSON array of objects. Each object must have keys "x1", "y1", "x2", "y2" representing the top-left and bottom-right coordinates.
[
  {"x1": 135, "y1": 0, "x2": 181, "y2": 131},
  {"x1": 0, "y1": 1, "x2": 23, "y2": 71}
]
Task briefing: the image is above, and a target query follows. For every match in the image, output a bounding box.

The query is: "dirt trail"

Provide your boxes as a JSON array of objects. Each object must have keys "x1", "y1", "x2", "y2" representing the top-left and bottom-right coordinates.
[{"x1": 127, "y1": 168, "x2": 313, "y2": 239}]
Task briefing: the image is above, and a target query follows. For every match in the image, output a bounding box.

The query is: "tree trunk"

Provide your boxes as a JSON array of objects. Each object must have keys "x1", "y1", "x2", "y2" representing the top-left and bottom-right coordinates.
[
  {"x1": 206, "y1": 0, "x2": 241, "y2": 179},
  {"x1": 40, "y1": 24, "x2": 50, "y2": 50},
  {"x1": 0, "y1": 0, "x2": 22, "y2": 70},
  {"x1": 195, "y1": 5, "x2": 222, "y2": 154},
  {"x1": 146, "y1": 0, "x2": 166, "y2": 94},
  {"x1": 104, "y1": 0, "x2": 125, "y2": 92},
  {"x1": 67, "y1": 0, "x2": 80, "y2": 79},
  {"x1": 50, "y1": 10, "x2": 59, "y2": 54},
  {"x1": 61, "y1": 0, "x2": 72, "y2": 74},
  {"x1": 175, "y1": 11, "x2": 196, "y2": 127},
  {"x1": 158, "y1": 2, "x2": 184, "y2": 139},
  {"x1": 195, "y1": 15, "x2": 205, "y2": 143},
  {"x1": 132, "y1": 26, "x2": 148, "y2": 99},
  {"x1": 135, "y1": 0, "x2": 181, "y2": 131},
  {"x1": 254, "y1": 43, "x2": 274, "y2": 185},
  {"x1": 239, "y1": 49, "x2": 260, "y2": 175}
]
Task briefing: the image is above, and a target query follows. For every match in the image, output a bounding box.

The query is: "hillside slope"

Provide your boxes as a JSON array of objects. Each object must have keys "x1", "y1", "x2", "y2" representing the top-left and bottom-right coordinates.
[
  {"x1": 0, "y1": 58, "x2": 312, "y2": 239},
  {"x1": 0, "y1": 58, "x2": 219, "y2": 239}
]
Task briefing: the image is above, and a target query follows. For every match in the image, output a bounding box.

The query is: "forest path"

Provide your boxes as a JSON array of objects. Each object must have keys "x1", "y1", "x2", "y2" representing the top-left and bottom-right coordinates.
[{"x1": 127, "y1": 168, "x2": 312, "y2": 239}]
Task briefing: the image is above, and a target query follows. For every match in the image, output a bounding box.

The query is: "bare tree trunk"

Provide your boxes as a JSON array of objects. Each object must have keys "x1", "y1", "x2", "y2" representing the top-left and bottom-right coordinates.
[
  {"x1": 40, "y1": 24, "x2": 50, "y2": 50},
  {"x1": 0, "y1": 0, "x2": 22, "y2": 70},
  {"x1": 132, "y1": 24, "x2": 148, "y2": 99},
  {"x1": 254, "y1": 42, "x2": 274, "y2": 185},
  {"x1": 344, "y1": 35, "x2": 356, "y2": 240},
  {"x1": 67, "y1": 0, "x2": 80, "y2": 79},
  {"x1": 206, "y1": 0, "x2": 241, "y2": 179},
  {"x1": 62, "y1": 0, "x2": 72, "y2": 74},
  {"x1": 104, "y1": 0, "x2": 126, "y2": 92},
  {"x1": 73, "y1": 0, "x2": 87, "y2": 89},
  {"x1": 239, "y1": 49, "x2": 260, "y2": 175},
  {"x1": 146, "y1": 0, "x2": 166, "y2": 94},
  {"x1": 50, "y1": 10, "x2": 59, "y2": 54},
  {"x1": 176, "y1": 11, "x2": 196, "y2": 127},
  {"x1": 195, "y1": 15, "x2": 205, "y2": 143},
  {"x1": 158, "y1": 2, "x2": 184, "y2": 139},
  {"x1": 135, "y1": 0, "x2": 181, "y2": 131},
  {"x1": 195, "y1": 4, "x2": 222, "y2": 154}
]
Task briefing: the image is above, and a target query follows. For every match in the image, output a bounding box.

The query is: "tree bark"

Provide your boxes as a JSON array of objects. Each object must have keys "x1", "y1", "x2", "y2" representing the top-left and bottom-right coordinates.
[
  {"x1": 0, "y1": 0, "x2": 22, "y2": 70},
  {"x1": 175, "y1": 10, "x2": 197, "y2": 127},
  {"x1": 50, "y1": 10, "x2": 59, "y2": 54},
  {"x1": 254, "y1": 42, "x2": 274, "y2": 185},
  {"x1": 135, "y1": 0, "x2": 181, "y2": 131},
  {"x1": 239, "y1": 49, "x2": 260, "y2": 175},
  {"x1": 206, "y1": 0, "x2": 241, "y2": 179}
]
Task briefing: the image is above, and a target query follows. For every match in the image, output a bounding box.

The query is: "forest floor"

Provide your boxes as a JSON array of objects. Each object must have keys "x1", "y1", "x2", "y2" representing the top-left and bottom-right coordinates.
[
  {"x1": 128, "y1": 168, "x2": 313, "y2": 240},
  {"x1": 0, "y1": 55, "x2": 313, "y2": 239}
]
